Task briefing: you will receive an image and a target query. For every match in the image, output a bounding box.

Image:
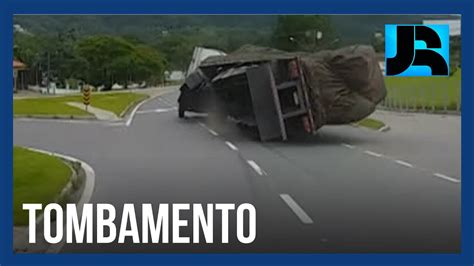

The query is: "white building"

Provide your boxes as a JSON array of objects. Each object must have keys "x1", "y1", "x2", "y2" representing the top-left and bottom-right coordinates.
[
  {"x1": 168, "y1": 71, "x2": 185, "y2": 81},
  {"x1": 423, "y1": 19, "x2": 461, "y2": 36}
]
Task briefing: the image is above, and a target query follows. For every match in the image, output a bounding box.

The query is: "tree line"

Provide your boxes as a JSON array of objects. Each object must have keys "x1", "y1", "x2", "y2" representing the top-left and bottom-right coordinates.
[
  {"x1": 14, "y1": 15, "x2": 337, "y2": 90},
  {"x1": 14, "y1": 29, "x2": 166, "y2": 90}
]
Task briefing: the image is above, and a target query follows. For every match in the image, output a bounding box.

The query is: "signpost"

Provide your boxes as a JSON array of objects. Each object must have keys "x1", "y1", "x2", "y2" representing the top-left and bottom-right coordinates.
[{"x1": 83, "y1": 86, "x2": 91, "y2": 111}]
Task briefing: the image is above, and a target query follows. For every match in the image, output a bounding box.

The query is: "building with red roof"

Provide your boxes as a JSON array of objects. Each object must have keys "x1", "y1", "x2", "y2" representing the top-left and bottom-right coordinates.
[{"x1": 13, "y1": 60, "x2": 27, "y2": 92}]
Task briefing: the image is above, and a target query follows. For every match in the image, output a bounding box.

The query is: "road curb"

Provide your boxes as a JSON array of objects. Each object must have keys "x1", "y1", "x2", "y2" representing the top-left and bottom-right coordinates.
[
  {"x1": 119, "y1": 95, "x2": 150, "y2": 118},
  {"x1": 125, "y1": 87, "x2": 179, "y2": 127},
  {"x1": 66, "y1": 102, "x2": 120, "y2": 121},
  {"x1": 14, "y1": 147, "x2": 96, "y2": 254},
  {"x1": 378, "y1": 124, "x2": 391, "y2": 132},
  {"x1": 14, "y1": 114, "x2": 96, "y2": 120}
]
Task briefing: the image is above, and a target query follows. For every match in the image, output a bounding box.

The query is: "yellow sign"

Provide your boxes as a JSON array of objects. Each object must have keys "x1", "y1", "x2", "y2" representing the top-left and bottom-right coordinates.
[{"x1": 83, "y1": 86, "x2": 91, "y2": 110}]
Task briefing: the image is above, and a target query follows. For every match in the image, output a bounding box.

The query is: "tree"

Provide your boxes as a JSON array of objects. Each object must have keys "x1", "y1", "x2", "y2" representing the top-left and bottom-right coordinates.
[
  {"x1": 13, "y1": 33, "x2": 49, "y2": 85},
  {"x1": 14, "y1": 29, "x2": 90, "y2": 87},
  {"x1": 157, "y1": 33, "x2": 196, "y2": 72},
  {"x1": 76, "y1": 35, "x2": 165, "y2": 88},
  {"x1": 272, "y1": 15, "x2": 335, "y2": 52},
  {"x1": 156, "y1": 27, "x2": 272, "y2": 72}
]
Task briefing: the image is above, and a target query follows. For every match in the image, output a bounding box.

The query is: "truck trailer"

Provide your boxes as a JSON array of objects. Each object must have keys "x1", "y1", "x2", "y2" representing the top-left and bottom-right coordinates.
[{"x1": 178, "y1": 45, "x2": 386, "y2": 141}]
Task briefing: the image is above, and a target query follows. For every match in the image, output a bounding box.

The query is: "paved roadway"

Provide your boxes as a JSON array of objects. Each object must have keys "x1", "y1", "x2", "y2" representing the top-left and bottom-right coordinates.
[{"x1": 14, "y1": 89, "x2": 461, "y2": 253}]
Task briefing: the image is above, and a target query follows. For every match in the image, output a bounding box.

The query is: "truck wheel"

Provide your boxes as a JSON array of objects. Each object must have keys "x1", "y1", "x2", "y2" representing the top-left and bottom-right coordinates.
[{"x1": 178, "y1": 106, "x2": 185, "y2": 118}]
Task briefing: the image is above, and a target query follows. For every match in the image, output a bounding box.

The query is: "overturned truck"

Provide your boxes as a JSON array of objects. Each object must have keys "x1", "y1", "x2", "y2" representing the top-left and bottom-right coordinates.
[{"x1": 178, "y1": 45, "x2": 386, "y2": 141}]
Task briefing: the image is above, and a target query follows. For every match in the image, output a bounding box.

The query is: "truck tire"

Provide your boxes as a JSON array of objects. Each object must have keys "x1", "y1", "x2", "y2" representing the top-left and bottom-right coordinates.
[{"x1": 178, "y1": 105, "x2": 185, "y2": 118}]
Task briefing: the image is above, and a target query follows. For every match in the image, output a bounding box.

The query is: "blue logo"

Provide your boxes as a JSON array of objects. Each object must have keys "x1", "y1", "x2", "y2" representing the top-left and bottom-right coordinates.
[{"x1": 385, "y1": 24, "x2": 449, "y2": 76}]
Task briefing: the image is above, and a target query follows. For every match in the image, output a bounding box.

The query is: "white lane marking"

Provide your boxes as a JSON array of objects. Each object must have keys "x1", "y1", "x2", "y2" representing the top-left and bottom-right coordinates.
[
  {"x1": 136, "y1": 107, "x2": 177, "y2": 115},
  {"x1": 136, "y1": 110, "x2": 154, "y2": 115},
  {"x1": 126, "y1": 97, "x2": 153, "y2": 127},
  {"x1": 246, "y1": 160, "x2": 267, "y2": 176},
  {"x1": 433, "y1": 173, "x2": 461, "y2": 183},
  {"x1": 108, "y1": 122, "x2": 125, "y2": 127},
  {"x1": 280, "y1": 194, "x2": 314, "y2": 224},
  {"x1": 394, "y1": 160, "x2": 414, "y2": 168},
  {"x1": 225, "y1": 141, "x2": 238, "y2": 151},
  {"x1": 208, "y1": 129, "x2": 219, "y2": 136},
  {"x1": 341, "y1": 143, "x2": 355, "y2": 149},
  {"x1": 364, "y1": 150, "x2": 383, "y2": 158},
  {"x1": 342, "y1": 142, "x2": 460, "y2": 186},
  {"x1": 198, "y1": 122, "x2": 219, "y2": 136}
]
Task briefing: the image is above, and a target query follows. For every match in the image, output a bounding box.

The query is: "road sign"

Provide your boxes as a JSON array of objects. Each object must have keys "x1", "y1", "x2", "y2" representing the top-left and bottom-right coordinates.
[{"x1": 83, "y1": 86, "x2": 91, "y2": 111}]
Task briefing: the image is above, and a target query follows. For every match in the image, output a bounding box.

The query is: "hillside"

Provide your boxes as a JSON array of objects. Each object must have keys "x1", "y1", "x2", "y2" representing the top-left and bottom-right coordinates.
[{"x1": 14, "y1": 15, "x2": 458, "y2": 45}]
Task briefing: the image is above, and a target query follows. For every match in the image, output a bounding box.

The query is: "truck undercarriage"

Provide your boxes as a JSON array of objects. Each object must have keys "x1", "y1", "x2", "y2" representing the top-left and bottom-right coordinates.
[{"x1": 178, "y1": 45, "x2": 386, "y2": 141}]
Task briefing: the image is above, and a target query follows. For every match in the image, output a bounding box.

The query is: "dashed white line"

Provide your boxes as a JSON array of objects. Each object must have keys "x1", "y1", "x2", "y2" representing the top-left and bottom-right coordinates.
[
  {"x1": 341, "y1": 143, "x2": 355, "y2": 149},
  {"x1": 198, "y1": 122, "x2": 219, "y2": 136},
  {"x1": 433, "y1": 173, "x2": 461, "y2": 183},
  {"x1": 364, "y1": 150, "x2": 383, "y2": 158},
  {"x1": 280, "y1": 194, "x2": 314, "y2": 224},
  {"x1": 208, "y1": 129, "x2": 219, "y2": 136},
  {"x1": 394, "y1": 159, "x2": 414, "y2": 168},
  {"x1": 225, "y1": 141, "x2": 238, "y2": 151},
  {"x1": 135, "y1": 110, "x2": 153, "y2": 115},
  {"x1": 246, "y1": 160, "x2": 267, "y2": 176},
  {"x1": 343, "y1": 143, "x2": 459, "y2": 186}
]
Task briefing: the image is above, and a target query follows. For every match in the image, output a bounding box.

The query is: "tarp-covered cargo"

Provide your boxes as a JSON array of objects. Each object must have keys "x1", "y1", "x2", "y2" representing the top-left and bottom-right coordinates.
[{"x1": 179, "y1": 45, "x2": 386, "y2": 140}]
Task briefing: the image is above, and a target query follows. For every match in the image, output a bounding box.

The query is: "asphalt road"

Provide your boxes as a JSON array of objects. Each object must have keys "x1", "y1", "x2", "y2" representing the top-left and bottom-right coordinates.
[{"x1": 14, "y1": 89, "x2": 461, "y2": 253}]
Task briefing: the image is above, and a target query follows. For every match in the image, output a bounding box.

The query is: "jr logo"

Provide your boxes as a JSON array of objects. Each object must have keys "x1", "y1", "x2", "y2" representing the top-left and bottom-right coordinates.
[{"x1": 385, "y1": 24, "x2": 449, "y2": 76}]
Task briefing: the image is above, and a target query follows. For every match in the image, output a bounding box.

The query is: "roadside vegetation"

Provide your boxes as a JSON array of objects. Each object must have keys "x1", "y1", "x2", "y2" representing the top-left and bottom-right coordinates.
[
  {"x1": 13, "y1": 146, "x2": 71, "y2": 225},
  {"x1": 14, "y1": 97, "x2": 91, "y2": 117},
  {"x1": 355, "y1": 118, "x2": 386, "y2": 130},
  {"x1": 14, "y1": 16, "x2": 335, "y2": 89},
  {"x1": 14, "y1": 32, "x2": 166, "y2": 90},
  {"x1": 383, "y1": 70, "x2": 461, "y2": 111},
  {"x1": 13, "y1": 15, "x2": 461, "y2": 116},
  {"x1": 85, "y1": 92, "x2": 148, "y2": 116},
  {"x1": 14, "y1": 92, "x2": 147, "y2": 117}
]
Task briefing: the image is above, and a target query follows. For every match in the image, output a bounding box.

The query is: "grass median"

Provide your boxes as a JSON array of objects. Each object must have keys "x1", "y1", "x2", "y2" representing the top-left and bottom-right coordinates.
[
  {"x1": 13, "y1": 146, "x2": 72, "y2": 226},
  {"x1": 14, "y1": 92, "x2": 148, "y2": 117},
  {"x1": 355, "y1": 118, "x2": 386, "y2": 131}
]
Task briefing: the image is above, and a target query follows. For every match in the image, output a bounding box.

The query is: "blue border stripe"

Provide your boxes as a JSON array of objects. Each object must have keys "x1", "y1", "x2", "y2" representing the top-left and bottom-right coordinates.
[
  {"x1": 2, "y1": 0, "x2": 473, "y2": 265},
  {"x1": 7, "y1": 0, "x2": 468, "y2": 14}
]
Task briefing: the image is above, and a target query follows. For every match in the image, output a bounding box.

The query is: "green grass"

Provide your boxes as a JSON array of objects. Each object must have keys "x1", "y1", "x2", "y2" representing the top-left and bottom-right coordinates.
[
  {"x1": 383, "y1": 70, "x2": 461, "y2": 110},
  {"x1": 13, "y1": 146, "x2": 71, "y2": 226},
  {"x1": 87, "y1": 93, "x2": 148, "y2": 116},
  {"x1": 14, "y1": 96, "x2": 91, "y2": 116},
  {"x1": 355, "y1": 118, "x2": 385, "y2": 130},
  {"x1": 14, "y1": 92, "x2": 148, "y2": 117}
]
